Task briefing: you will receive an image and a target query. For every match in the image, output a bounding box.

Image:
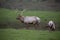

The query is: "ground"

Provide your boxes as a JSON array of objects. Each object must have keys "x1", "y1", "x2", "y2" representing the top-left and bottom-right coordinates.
[
  {"x1": 0, "y1": 29, "x2": 60, "y2": 40},
  {"x1": 0, "y1": 8, "x2": 60, "y2": 30},
  {"x1": 0, "y1": 8, "x2": 60, "y2": 40}
]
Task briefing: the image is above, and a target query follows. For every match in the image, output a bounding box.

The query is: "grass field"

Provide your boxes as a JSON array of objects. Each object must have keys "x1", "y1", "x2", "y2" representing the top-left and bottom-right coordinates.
[
  {"x1": 0, "y1": 8, "x2": 60, "y2": 40},
  {"x1": 0, "y1": 8, "x2": 60, "y2": 29},
  {"x1": 0, "y1": 29, "x2": 60, "y2": 40}
]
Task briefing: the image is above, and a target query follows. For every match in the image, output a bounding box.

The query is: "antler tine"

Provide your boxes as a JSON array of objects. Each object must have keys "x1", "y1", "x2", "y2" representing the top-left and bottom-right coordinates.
[
  {"x1": 20, "y1": 9, "x2": 26, "y2": 15},
  {"x1": 16, "y1": 8, "x2": 20, "y2": 15},
  {"x1": 16, "y1": 8, "x2": 26, "y2": 16}
]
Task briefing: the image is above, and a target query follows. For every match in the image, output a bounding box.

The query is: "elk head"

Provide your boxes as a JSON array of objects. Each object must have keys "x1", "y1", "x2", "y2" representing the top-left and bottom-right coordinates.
[
  {"x1": 16, "y1": 9, "x2": 26, "y2": 23},
  {"x1": 16, "y1": 14, "x2": 24, "y2": 23}
]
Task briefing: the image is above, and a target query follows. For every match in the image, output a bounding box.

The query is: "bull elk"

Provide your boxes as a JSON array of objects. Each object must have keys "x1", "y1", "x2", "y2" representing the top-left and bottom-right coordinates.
[{"x1": 16, "y1": 9, "x2": 41, "y2": 29}]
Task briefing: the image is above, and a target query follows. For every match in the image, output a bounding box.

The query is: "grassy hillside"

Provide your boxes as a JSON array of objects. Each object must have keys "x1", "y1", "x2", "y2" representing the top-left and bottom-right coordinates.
[
  {"x1": 0, "y1": 8, "x2": 60, "y2": 30},
  {"x1": 0, "y1": 29, "x2": 60, "y2": 40}
]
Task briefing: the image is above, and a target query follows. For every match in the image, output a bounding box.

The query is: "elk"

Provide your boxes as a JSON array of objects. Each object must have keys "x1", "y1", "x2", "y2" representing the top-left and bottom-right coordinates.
[
  {"x1": 16, "y1": 9, "x2": 41, "y2": 29},
  {"x1": 46, "y1": 20, "x2": 55, "y2": 31}
]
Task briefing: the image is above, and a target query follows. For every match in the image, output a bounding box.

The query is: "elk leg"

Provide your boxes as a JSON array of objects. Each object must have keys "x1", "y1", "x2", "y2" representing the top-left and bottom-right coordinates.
[
  {"x1": 49, "y1": 27, "x2": 51, "y2": 32},
  {"x1": 34, "y1": 24, "x2": 38, "y2": 30},
  {"x1": 25, "y1": 23, "x2": 29, "y2": 29}
]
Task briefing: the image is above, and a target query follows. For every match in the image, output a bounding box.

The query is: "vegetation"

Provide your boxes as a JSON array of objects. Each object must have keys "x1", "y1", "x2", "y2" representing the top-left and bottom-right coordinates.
[
  {"x1": 0, "y1": 29, "x2": 60, "y2": 40},
  {"x1": 0, "y1": 8, "x2": 60, "y2": 40},
  {"x1": 0, "y1": 8, "x2": 60, "y2": 30}
]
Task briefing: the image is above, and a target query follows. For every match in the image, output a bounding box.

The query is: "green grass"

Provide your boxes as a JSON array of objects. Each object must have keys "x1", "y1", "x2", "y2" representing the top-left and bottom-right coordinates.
[
  {"x1": 0, "y1": 29, "x2": 60, "y2": 40},
  {"x1": 0, "y1": 8, "x2": 60, "y2": 29},
  {"x1": 0, "y1": 7, "x2": 60, "y2": 40},
  {"x1": 0, "y1": 8, "x2": 60, "y2": 23}
]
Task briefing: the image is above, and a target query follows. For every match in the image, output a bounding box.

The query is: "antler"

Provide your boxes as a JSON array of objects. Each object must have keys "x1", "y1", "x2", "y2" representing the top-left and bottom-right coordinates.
[
  {"x1": 20, "y1": 9, "x2": 26, "y2": 15},
  {"x1": 16, "y1": 8, "x2": 26, "y2": 16}
]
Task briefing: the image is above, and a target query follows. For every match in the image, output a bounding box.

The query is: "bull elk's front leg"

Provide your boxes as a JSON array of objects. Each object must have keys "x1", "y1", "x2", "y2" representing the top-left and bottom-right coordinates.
[
  {"x1": 24, "y1": 23, "x2": 30, "y2": 29},
  {"x1": 32, "y1": 21, "x2": 37, "y2": 30}
]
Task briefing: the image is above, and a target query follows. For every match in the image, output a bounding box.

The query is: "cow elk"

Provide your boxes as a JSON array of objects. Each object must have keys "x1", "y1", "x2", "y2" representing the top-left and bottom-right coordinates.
[{"x1": 46, "y1": 20, "x2": 55, "y2": 31}]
